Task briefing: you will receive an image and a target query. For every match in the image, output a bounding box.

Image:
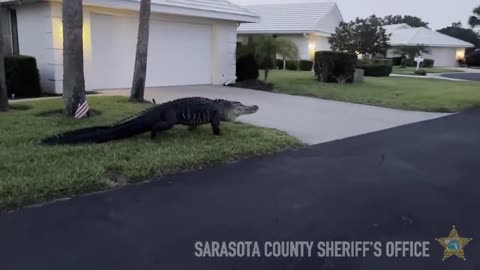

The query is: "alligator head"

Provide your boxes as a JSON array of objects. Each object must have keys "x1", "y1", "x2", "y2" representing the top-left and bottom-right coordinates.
[{"x1": 215, "y1": 99, "x2": 259, "y2": 122}]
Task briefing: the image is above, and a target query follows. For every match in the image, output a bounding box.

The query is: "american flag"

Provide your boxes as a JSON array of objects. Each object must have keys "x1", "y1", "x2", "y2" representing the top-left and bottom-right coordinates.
[{"x1": 75, "y1": 96, "x2": 90, "y2": 119}]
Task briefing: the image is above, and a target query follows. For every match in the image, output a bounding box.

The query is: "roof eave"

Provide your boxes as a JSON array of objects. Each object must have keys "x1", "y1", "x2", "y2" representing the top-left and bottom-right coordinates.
[
  {"x1": 390, "y1": 43, "x2": 475, "y2": 48},
  {"x1": 4, "y1": 0, "x2": 260, "y2": 23},
  {"x1": 238, "y1": 30, "x2": 316, "y2": 34}
]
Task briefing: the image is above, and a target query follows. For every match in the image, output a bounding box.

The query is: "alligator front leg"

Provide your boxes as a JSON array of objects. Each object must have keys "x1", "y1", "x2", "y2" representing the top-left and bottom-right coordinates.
[{"x1": 151, "y1": 121, "x2": 175, "y2": 139}]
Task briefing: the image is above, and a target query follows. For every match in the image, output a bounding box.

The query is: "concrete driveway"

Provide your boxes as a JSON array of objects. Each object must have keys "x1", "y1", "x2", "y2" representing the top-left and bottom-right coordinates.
[{"x1": 100, "y1": 86, "x2": 447, "y2": 144}]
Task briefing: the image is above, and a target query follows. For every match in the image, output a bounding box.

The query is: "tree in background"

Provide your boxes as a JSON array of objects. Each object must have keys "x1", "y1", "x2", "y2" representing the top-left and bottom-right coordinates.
[
  {"x1": 130, "y1": 0, "x2": 151, "y2": 102},
  {"x1": 329, "y1": 16, "x2": 390, "y2": 57},
  {"x1": 438, "y1": 22, "x2": 480, "y2": 55},
  {"x1": 240, "y1": 35, "x2": 298, "y2": 81},
  {"x1": 0, "y1": 3, "x2": 9, "y2": 112},
  {"x1": 468, "y1": 6, "x2": 480, "y2": 28},
  {"x1": 62, "y1": 0, "x2": 86, "y2": 115},
  {"x1": 382, "y1": 15, "x2": 430, "y2": 28}
]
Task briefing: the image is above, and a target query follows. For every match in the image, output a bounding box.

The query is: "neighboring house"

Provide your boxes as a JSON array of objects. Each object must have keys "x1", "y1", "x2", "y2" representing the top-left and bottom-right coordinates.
[
  {"x1": 237, "y1": 2, "x2": 343, "y2": 60},
  {"x1": 0, "y1": 0, "x2": 258, "y2": 93},
  {"x1": 384, "y1": 24, "x2": 475, "y2": 66}
]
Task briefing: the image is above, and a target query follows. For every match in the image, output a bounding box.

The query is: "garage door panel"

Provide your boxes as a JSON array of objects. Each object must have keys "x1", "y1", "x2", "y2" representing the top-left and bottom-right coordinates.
[
  {"x1": 147, "y1": 21, "x2": 212, "y2": 86},
  {"x1": 90, "y1": 13, "x2": 212, "y2": 90}
]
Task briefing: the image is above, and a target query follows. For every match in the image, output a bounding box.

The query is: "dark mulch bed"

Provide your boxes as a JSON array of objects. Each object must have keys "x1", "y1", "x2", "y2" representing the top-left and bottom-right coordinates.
[{"x1": 228, "y1": 79, "x2": 274, "y2": 91}]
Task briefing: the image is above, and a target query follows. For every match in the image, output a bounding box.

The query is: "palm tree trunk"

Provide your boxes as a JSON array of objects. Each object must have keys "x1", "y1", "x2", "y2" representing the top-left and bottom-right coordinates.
[
  {"x1": 264, "y1": 68, "x2": 270, "y2": 81},
  {"x1": 129, "y1": 0, "x2": 151, "y2": 102},
  {"x1": 62, "y1": 0, "x2": 86, "y2": 115},
  {"x1": 0, "y1": 4, "x2": 9, "y2": 112}
]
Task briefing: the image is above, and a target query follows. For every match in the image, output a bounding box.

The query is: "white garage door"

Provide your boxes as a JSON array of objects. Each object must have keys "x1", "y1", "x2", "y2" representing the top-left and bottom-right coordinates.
[{"x1": 90, "y1": 13, "x2": 212, "y2": 90}]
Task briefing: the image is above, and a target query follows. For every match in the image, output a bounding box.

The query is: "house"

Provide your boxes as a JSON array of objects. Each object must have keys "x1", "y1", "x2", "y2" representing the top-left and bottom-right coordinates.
[
  {"x1": 384, "y1": 24, "x2": 475, "y2": 66},
  {"x1": 0, "y1": 0, "x2": 258, "y2": 93},
  {"x1": 237, "y1": 2, "x2": 343, "y2": 60}
]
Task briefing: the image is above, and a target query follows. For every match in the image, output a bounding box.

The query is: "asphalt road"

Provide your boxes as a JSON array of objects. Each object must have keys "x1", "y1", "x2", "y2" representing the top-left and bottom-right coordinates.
[
  {"x1": 440, "y1": 72, "x2": 480, "y2": 81},
  {"x1": 1, "y1": 111, "x2": 480, "y2": 270}
]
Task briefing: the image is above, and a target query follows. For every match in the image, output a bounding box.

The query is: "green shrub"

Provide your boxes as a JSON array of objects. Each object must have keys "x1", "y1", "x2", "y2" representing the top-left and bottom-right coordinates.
[
  {"x1": 299, "y1": 60, "x2": 314, "y2": 71},
  {"x1": 422, "y1": 59, "x2": 434, "y2": 68},
  {"x1": 391, "y1": 56, "x2": 405, "y2": 66},
  {"x1": 400, "y1": 58, "x2": 434, "y2": 68},
  {"x1": 285, "y1": 60, "x2": 299, "y2": 71},
  {"x1": 401, "y1": 58, "x2": 415, "y2": 67},
  {"x1": 314, "y1": 51, "x2": 357, "y2": 83},
  {"x1": 4, "y1": 55, "x2": 42, "y2": 98},
  {"x1": 276, "y1": 59, "x2": 284, "y2": 69},
  {"x1": 356, "y1": 64, "x2": 392, "y2": 77},
  {"x1": 357, "y1": 58, "x2": 392, "y2": 66},
  {"x1": 236, "y1": 44, "x2": 259, "y2": 82},
  {"x1": 414, "y1": 69, "x2": 427, "y2": 76}
]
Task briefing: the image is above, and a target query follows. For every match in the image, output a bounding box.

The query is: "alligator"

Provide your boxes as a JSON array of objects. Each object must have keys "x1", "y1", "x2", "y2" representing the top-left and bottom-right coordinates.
[{"x1": 42, "y1": 97, "x2": 259, "y2": 145}]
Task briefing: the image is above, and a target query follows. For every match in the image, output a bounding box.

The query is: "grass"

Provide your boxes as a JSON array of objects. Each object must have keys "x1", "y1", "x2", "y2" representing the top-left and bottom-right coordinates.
[
  {"x1": 268, "y1": 70, "x2": 480, "y2": 112},
  {"x1": 0, "y1": 96, "x2": 302, "y2": 210},
  {"x1": 392, "y1": 66, "x2": 463, "y2": 75}
]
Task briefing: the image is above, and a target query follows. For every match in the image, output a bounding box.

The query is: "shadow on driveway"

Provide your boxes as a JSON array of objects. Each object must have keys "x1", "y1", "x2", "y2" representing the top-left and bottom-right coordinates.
[{"x1": 1, "y1": 111, "x2": 480, "y2": 270}]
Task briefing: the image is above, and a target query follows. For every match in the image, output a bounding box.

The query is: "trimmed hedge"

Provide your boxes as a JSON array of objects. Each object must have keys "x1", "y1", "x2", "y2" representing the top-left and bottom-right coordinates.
[
  {"x1": 314, "y1": 51, "x2": 357, "y2": 83},
  {"x1": 236, "y1": 44, "x2": 259, "y2": 82},
  {"x1": 391, "y1": 56, "x2": 405, "y2": 66},
  {"x1": 285, "y1": 60, "x2": 299, "y2": 71},
  {"x1": 422, "y1": 59, "x2": 434, "y2": 68},
  {"x1": 276, "y1": 59, "x2": 284, "y2": 69},
  {"x1": 356, "y1": 58, "x2": 392, "y2": 77},
  {"x1": 356, "y1": 64, "x2": 392, "y2": 77},
  {"x1": 4, "y1": 55, "x2": 42, "y2": 98},
  {"x1": 299, "y1": 60, "x2": 314, "y2": 71}
]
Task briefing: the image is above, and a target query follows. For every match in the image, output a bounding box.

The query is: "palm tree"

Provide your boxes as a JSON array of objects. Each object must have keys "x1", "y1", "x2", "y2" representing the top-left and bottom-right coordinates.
[
  {"x1": 0, "y1": 3, "x2": 9, "y2": 112},
  {"x1": 130, "y1": 0, "x2": 151, "y2": 102},
  {"x1": 468, "y1": 6, "x2": 480, "y2": 28},
  {"x1": 241, "y1": 35, "x2": 298, "y2": 81},
  {"x1": 393, "y1": 44, "x2": 431, "y2": 59},
  {"x1": 62, "y1": 0, "x2": 86, "y2": 115}
]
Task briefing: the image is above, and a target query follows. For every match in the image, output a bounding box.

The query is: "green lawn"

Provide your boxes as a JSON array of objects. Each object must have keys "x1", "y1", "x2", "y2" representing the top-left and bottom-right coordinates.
[
  {"x1": 392, "y1": 66, "x2": 462, "y2": 75},
  {"x1": 268, "y1": 70, "x2": 480, "y2": 112},
  {"x1": 0, "y1": 96, "x2": 301, "y2": 210}
]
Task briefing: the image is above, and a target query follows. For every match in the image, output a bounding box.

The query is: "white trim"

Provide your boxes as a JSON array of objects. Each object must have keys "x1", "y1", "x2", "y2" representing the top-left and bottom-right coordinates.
[{"x1": 3, "y1": 0, "x2": 260, "y2": 23}]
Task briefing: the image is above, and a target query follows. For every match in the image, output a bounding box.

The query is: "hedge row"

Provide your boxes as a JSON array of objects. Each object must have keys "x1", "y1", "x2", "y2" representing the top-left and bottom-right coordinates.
[
  {"x1": 356, "y1": 64, "x2": 392, "y2": 77},
  {"x1": 399, "y1": 58, "x2": 435, "y2": 68},
  {"x1": 275, "y1": 60, "x2": 314, "y2": 71}
]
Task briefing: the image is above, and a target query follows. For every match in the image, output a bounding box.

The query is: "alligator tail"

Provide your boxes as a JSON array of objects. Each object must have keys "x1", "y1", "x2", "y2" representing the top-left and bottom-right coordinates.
[{"x1": 41, "y1": 120, "x2": 148, "y2": 145}]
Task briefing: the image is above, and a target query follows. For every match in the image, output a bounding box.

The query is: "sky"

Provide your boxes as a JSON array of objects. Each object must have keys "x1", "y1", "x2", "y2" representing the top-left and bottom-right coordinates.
[{"x1": 230, "y1": 0, "x2": 479, "y2": 30}]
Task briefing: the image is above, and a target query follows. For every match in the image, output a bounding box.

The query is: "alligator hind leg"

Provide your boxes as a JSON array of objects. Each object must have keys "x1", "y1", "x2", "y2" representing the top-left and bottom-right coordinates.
[
  {"x1": 210, "y1": 111, "x2": 221, "y2": 136},
  {"x1": 151, "y1": 121, "x2": 175, "y2": 139}
]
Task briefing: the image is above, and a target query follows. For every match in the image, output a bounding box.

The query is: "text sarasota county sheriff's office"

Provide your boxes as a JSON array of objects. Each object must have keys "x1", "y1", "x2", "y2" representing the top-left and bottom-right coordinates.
[{"x1": 194, "y1": 241, "x2": 431, "y2": 258}]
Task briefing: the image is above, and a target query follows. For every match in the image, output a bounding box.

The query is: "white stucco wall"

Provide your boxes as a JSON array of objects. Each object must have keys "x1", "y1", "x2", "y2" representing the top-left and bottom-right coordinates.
[
  {"x1": 387, "y1": 47, "x2": 460, "y2": 67},
  {"x1": 15, "y1": 2, "x2": 56, "y2": 93},
  {"x1": 211, "y1": 23, "x2": 238, "y2": 85},
  {"x1": 15, "y1": 2, "x2": 239, "y2": 93}
]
